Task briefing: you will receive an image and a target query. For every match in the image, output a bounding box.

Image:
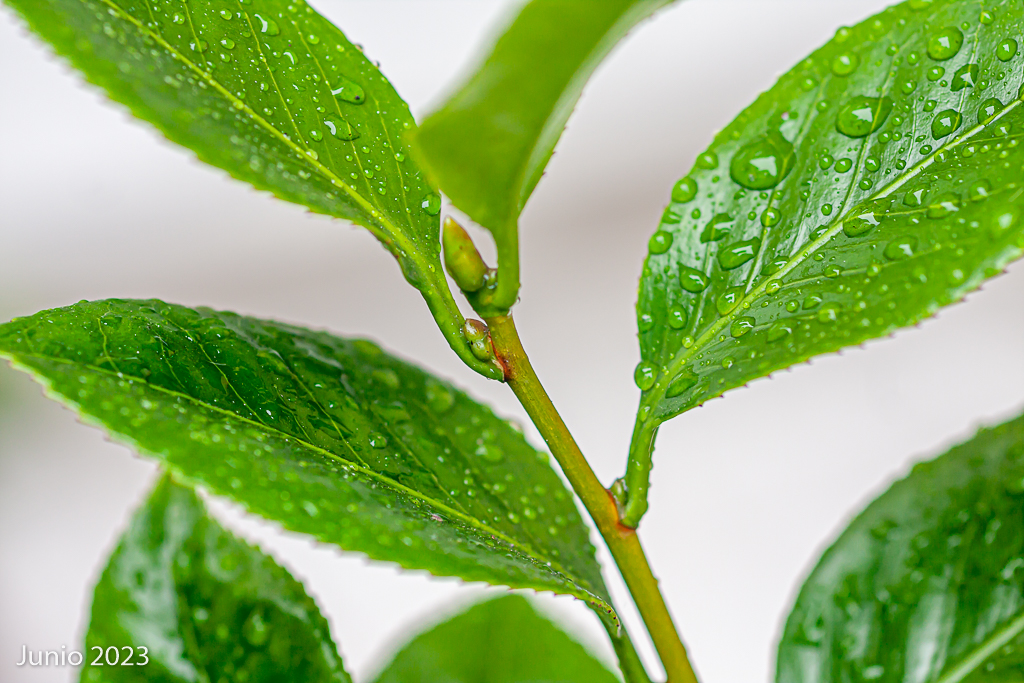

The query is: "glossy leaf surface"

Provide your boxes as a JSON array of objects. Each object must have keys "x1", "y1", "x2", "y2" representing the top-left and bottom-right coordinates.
[
  {"x1": 4, "y1": 0, "x2": 499, "y2": 379},
  {"x1": 777, "y1": 412, "x2": 1024, "y2": 683},
  {"x1": 410, "y1": 0, "x2": 673, "y2": 312},
  {"x1": 373, "y1": 595, "x2": 618, "y2": 683},
  {"x1": 626, "y1": 0, "x2": 1024, "y2": 524},
  {"x1": 0, "y1": 300, "x2": 613, "y2": 621},
  {"x1": 82, "y1": 474, "x2": 350, "y2": 683}
]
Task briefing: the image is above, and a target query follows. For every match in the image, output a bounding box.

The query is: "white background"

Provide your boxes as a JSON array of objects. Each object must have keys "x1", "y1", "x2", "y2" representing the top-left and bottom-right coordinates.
[{"x1": 1, "y1": 1, "x2": 1022, "y2": 681}]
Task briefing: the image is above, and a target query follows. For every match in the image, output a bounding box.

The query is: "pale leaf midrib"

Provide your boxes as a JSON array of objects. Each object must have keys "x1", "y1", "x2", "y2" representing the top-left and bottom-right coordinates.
[{"x1": 2, "y1": 349, "x2": 607, "y2": 606}]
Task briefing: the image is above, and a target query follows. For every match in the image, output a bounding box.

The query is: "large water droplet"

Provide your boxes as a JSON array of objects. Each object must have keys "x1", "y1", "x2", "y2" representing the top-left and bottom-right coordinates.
[
  {"x1": 718, "y1": 238, "x2": 761, "y2": 270},
  {"x1": 978, "y1": 98, "x2": 1004, "y2": 125},
  {"x1": 927, "y1": 192, "x2": 960, "y2": 218},
  {"x1": 716, "y1": 286, "x2": 745, "y2": 315},
  {"x1": 836, "y1": 96, "x2": 893, "y2": 138},
  {"x1": 931, "y1": 109, "x2": 962, "y2": 139},
  {"x1": 679, "y1": 267, "x2": 710, "y2": 293},
  {"x1": 729, "y1": 134, "x2": 795, "y2": 190},
  {"x1": 730, "y1": 316, "x2": 755, "y2": 338},
  {"x1": 766, "y1": 321, "x2": 792, "y2": 342},
  {"x1": 476, "y1": 444, "x2": 504, "y2": 463},
  {"x1": 331, "y1": 76, "x2": 365, "y2": 104},
  {"x1": 668, "y1": 306, "x2": 688, "y2": 329},
  {"x1": 649, "y1": 231, "x2": 674, "y2": 254},
  {"x1": 323, "y1": 115, "x2": 359, "y2": 140},
  {"x1": 665, "y1": 371, "x2": 698, "y2": 398},
  {"x1": 369, "y1": 433, "x2": 388, "y2": 449},
  {"x1": 997, "y1": 38, "x2": 1019, "y2": 62},
  {"x1": 928, "y1": 27, "x2": 964, "y2": 61},
  {"x1": 884, "y1": 236, "x2": 918, "y2": 260},
  {"x1": 951, "y1": 63, "x2": 979, "y2": 91},
  {"x1": 421, "y1": 193, "x2": 441, "y2": 216},
  {"x1": 671, "y1": 177, "x2": 698, "y2": 203},
  {"x1": 253, "y1": 13, "x2": 280, "y2": 36},
  {"x1": 701, "y1": 214, "x2": 735, "y2": 242},
  {"x1": 634, "y1": 362, "x2": 656, "y2": 391},
  {"x1": 832, "y1": 52, "x2": 860, "y2": 76},
  {"x1": 696, "y1": 152, "x2": 719, "y2": 169}
]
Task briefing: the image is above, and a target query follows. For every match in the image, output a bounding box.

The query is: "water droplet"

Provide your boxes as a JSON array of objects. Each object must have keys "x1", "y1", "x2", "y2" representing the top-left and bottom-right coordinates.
[
  {"x1": 803, "y1": 295, "x2": 823, "y2": 310},
  {"x1": 969, "y1": 180, "x2": 991, "y2": 202},
  {"x1": 716, "y1": 286, "x2": 745, "y2": 315},
  {"x1": 243, "y1": 610, "x2": 269, "y2": 646},
  {"x1": 817, "y1": 305, "x2": 840, "y2": 323},
  {"x1": 648, "y1": 231, "x2": 674, "y2": 254},
  {"x1": 903, "y1": 188, "x2": 926, "y2": 207},
  {"x1": 761, "y1": 208, "x2": 782, "y2": 227},
  {"x1": 951, "y1": 63, "x2": 979, "y2": 91},
  {"x1": 700, "y1": 213, "x2": 735, "y2": 242},
  {"x1": 836, "y1": 96, "x2": 893, "y2": 138},
  {"x1": 672, "y1": 177, "x2": 698, "y2": 203},
  {"x1": 730, "y1": 316, "x2": 755, "y2": 338},
  {"x1": 331, "y1": 76, "x2": 365, "y2": 104},
  {"x1": 476, "y1": 444, "x2": 504, "y2": 463},
  {"x1": 369, "y1": 433, "x2": 388, "y2": 449},
  {"x1": 927, "y1": 192, "x2": 960, "y2": 218},
  {"x1": 729, "y1": 134, "x2": 795, "y2": 190},
  {"x1": 221, "y1": 38, "x2": 235, "y2": 49},
  {"x1": 638, "y1": 313, "x2": 654, "y2": 331},
  {"x1": 834, "y1": 158, "x2": 853, "y2": 173},
  {"x1": 785, "y1": 300, "x2": 799, "y2": 313},
  {"x1": 253, "y1": 13, "x2": 280, "y2": 36},
  {"x1": 668, "y1": 306, "x2": 688, "y2": 329},
  {"x1": 696, "y1": 152, "x2": 719, "y2": 169},
  {"x1": 928, "y1": 27, "x2": 964, "y2": 61},
  {"x1": 997, "y1": 39, "x2": 1019, "y2": 62},
  {"x1": 421, "y1": 193, "x2": 441, "y2": 216},
  {"x1": 665, "y1": 371, "x2": 698, "y2": 398},
  {"x1": 884, "y1": 236, "x2": 918, "y2": 260},
  {"x1": 819, "y1": 154, "x2": 834, "y2": 170},
  {"x1": 927, "y1": 66, "x2": 946, "y2": 82},
  {"x1": 718, "y1": 238, "x2": 760, "y2": 270},
  {"x1": 979, "y1": 98, "x2": 1005, "y2": 125},
  {"x1": 832, "y1": 52, "x2": 859, "y2": 76},
  {"x1": 844, "y1": 208, "x2": 883, "y2": 237},
  {"x1": 171, "y1": 12, "x2": 185, "y2": 24},
  {"x1": 634, "y1": 362, "x2": 656, "y2": 391},
  {"x1": 323, "y1": 115, "x2": 359, "y2": 140},
  {"x1": 678, "y1": 267, "x2": 710, "y2": 293},
  {"x1": 931, "y1": 109, "x2": 962, "y2": 139},
  {"x1": 766, "y1": 321, "x2": 792, "y2": 342},
  {"x1": 309, "y1": 129, "x2": 323, "y2": 142}
]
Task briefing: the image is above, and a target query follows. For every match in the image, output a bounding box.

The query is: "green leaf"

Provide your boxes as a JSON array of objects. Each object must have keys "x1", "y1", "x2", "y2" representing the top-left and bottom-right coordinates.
[
  {"x1": 3, "y1": 0, "x2": 501, "y2": 380},
  {"x1": 82, "y1": 473, "x2": 350, "y2": 683},
  {"x1": 409, "y1": 0, "x2": 675, "y2": 313},
  {"x1": 0, "y1": 300, "x2": 615, "y2": 626},
  {"x1": 624, "y1": 0, "x2": 1024, "y2": 525},
  {"x1": 373, "y1": 594, "x2": 618, "y2": 683},
  {"x1": 777, "y1": 412, "x2": 1024, "y2": 683}
]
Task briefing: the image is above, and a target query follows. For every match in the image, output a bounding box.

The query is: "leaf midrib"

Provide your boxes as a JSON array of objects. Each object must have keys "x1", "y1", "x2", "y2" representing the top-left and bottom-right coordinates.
[
  {"x1": 3, "y1": 349, "x2": 606, "y2": 605},
  {"x1": 936, "y1": 604, "x2": 1024, "y2": 683},
  {"x1": 97, "y1": 0, "x2": 412, "y2": 253},
  {"x1": 645, "y1": 73, "x2": 1024, "y2": 418}
]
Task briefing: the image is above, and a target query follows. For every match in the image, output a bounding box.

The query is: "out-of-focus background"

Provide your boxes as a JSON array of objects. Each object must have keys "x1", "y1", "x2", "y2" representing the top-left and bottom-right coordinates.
[{"x1": 1, "y1": 0, "x2": 1022, "y2": 681}]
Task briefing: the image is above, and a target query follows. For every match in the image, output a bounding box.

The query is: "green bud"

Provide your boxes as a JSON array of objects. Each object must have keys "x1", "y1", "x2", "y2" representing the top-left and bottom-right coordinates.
[{"x1": 442, "y1": 217, "x2": 489, "y2": 293}]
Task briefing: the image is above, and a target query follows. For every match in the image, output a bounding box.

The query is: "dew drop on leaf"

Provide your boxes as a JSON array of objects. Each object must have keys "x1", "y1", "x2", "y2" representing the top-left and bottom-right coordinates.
[
  {"x1": 716, "y1": 286, "x2": 745, "y2": 315},
  {"x1": 927, "y1": 27, "x2": 964, "y2": 60},
  {"x1": 730, "y1": 316, "x2": 756, "y2": 338},
  {"x1": 665, "y1": 371, "x2": 698, "y2": 398},
  {"x1": 668, "y1": 306, "x2": 688, "y2": 329},
  {"x1": 978, "y1": 98, "x2": 1004, "y2": 125},
  {"x1": 997, "y1": 38, "x2": 1019, "y2": 61},
  {"x1": 671, "y1": 177, "x2": 698, "y2": 203},
  {"x1": 884, "y1": 236, "x2": 919, "y2": 260},
  {"x1": 678, "y1": 266, "x2": 710, "y2": 293},
  {"x1": 253, "y1": 13, "x2": 280, "y2": 36},
  {"x1": 718, "y1": 238, "x2": 761, "y2": 270},
  {"x1": 331, "y1": 76, "x2": 365, "y2": 104},
  {"x1": 729, "y1": 134, "x2": 795, "y2": 190},
  {"x1": 421, "y1": 193, "x2": 441, "y2": 216},
  {"x1": 701, "y1": 213, "x2": 735, "y2": 242},
  {"x1": 831, "y1": 52, "x2": 860, "y2": 76},
  {"x1": 835, "y1": 96, "x2": 893, "y2": 138},
  {"x1": 648, "y1": 231, "x2": 673, "y2": 254},
  {"x1": 634, "y1": 362, "x2": 657, "y2": 391}
]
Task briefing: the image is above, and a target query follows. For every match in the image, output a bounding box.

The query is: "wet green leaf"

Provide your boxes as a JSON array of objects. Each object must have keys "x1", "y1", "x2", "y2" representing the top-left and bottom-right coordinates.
[
  {"x1": 777, "y1": 412, "x2": 1024, "y2": 683},
  {"x1": 82, "y1": 473, "x2": 350, "y2": 683},
  {"x1": 3, "y1": 0, "x2": 500, "y2": 379},
  {"x1": 625, "y1": 0, "x2": 1024, "y2": 524},
  {"x1": 373, "y1": 594, "x2": 618, "y2": 683},
  {"x1": 409, "y1": 0, "x2": 674, "y2": 313},
  {"x1": 0, "y1": 300, "x2": 614, "y2": 624}
]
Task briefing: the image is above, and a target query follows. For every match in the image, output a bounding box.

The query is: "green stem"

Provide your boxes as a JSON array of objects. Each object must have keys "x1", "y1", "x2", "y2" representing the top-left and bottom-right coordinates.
[
  {"x1": 622, "y1": 413, "x2": 659, "y2": 528},
  {"x1": 486, "y1": 314, "x2": 698, "y2": 683},
  {"x1": 603, "y1": 619, "x2": 653, "y2": 683}
]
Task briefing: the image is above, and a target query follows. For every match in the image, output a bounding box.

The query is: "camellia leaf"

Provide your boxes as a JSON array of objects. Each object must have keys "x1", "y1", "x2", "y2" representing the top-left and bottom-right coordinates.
[
  {"x1": 622, "y1": 0, "x2": 1024, "y2": 525},
  {"x1": 777, "y1": 412, "x2": 1024, "y2": 683},
  {"x1": 3, "y1": 0, "x2": 501, "y2": 380},
  {"x1": 373, "y1": 594, "x2": 618, "y2": 683},
  {"x1": 82, "y1": 473, "x2": 350, "y2": 683},
  {"x1": 409, "y1": 0, "x2": 675, "y2": 313},
  {"x1": 0, "y1": 300, "x2": 615, "y2": 626}
]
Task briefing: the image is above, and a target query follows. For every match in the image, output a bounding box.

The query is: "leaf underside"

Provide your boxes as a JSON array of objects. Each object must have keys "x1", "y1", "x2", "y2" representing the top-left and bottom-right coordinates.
[
  {"x1": 373, "y1": 595, "x2": 618, "y2": 683},
  {"x1": 777, "y1": 412, "x2": 1024, "y2": 683},
  {"x1": 635, "y1": 0, "x2": 1024, "y2": 430},
  {"x1": 83, "y1": 473, "x2": 351, "y2": 683},
  {"x1": 0, "y1": 300, "x2": 614, "y2": 623},
  {"x1": 4, "y1": 0, "x2": 500, "y2": 378},
  {"x1": 410, "y1": 0, "x2": 674, "y2": 310}
]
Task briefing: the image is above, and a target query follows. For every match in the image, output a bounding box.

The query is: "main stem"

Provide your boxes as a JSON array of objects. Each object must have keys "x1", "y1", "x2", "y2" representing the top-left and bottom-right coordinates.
[{"x1": 486, "y1": 314, "x2": 698, "y2": 683}]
